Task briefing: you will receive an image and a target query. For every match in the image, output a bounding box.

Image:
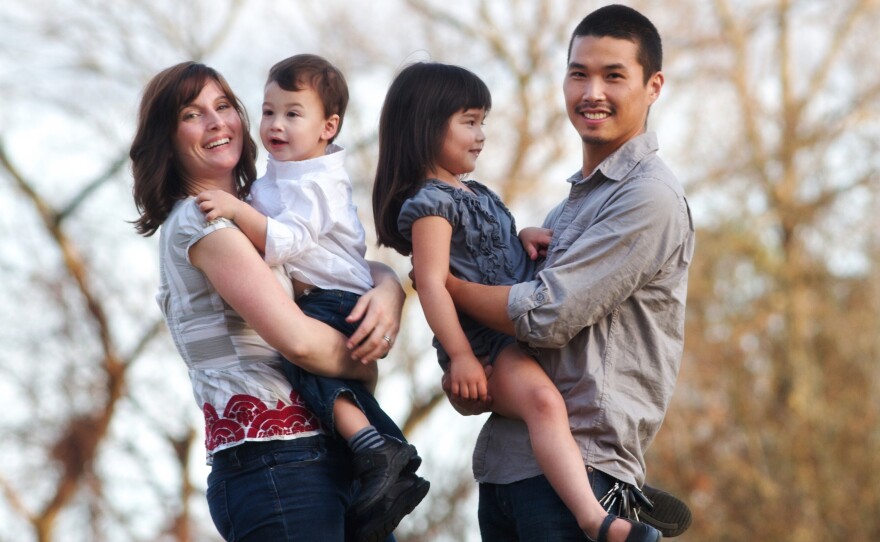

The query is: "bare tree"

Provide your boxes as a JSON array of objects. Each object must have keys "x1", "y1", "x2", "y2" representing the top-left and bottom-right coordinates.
[
  {"x1": 0, "y1": 1, "x2": 249, "y2": 541},
  {"x1": 650, "y1": 1, "x2": 880, "y2": 540},
  {"x1": 4, "y1": 0, "x2": 879, "y2": 541}
]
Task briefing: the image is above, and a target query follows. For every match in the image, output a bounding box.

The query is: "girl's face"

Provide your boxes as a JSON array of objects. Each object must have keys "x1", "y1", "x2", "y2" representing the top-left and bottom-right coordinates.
[
  {"x1": 430, "y1": 108, "x2": 486, "y2": 184},
  {"x1": 173, "y1": 80, "x2": 243, "y2": 189}
]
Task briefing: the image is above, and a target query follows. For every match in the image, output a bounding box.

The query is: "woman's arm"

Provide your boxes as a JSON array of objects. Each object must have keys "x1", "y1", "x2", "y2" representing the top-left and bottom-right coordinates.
[
  {"x1": 190, "y1": 226, "x2": 376, "y2": 379},
  {"x1": 412, "y1": 216, "x2": 489, "y2": 401}
]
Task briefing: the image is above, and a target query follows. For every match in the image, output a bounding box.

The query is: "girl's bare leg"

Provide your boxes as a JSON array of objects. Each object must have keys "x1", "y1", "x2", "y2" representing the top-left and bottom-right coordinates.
[{"x1": 489, "y1": 344, "x2": 632, "y2": 541}]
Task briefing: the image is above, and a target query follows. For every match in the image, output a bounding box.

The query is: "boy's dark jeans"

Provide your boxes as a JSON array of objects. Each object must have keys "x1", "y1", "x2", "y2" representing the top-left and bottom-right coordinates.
[{"x1": 284, "y1": 288, "x2": 405, "y2": 442}]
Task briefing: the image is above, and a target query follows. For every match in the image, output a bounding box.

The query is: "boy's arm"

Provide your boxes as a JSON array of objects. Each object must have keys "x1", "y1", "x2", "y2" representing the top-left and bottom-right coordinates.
[{"x1": 196, "y1": 190, "x2": 268, "y2": 254}]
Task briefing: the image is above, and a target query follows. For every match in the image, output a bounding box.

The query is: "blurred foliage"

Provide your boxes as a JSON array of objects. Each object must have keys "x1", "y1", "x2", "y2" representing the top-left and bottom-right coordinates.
[{"x1": 1, "y1": 1, "x2": 878, "y2": 541}]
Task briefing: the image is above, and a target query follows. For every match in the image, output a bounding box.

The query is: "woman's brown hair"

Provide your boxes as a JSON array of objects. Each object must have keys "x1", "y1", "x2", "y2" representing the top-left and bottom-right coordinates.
[{"x1": 130, "y1": 62, "x2": 257, "y2": 236}]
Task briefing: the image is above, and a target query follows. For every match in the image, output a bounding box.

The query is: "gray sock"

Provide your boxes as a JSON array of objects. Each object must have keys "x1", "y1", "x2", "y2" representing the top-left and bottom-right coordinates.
[{"x1": 348, "y1": 425, "x2": 385, "y2": 453}]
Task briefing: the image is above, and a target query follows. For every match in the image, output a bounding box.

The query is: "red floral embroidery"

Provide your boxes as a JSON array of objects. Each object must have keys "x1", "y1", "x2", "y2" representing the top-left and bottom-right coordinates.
[
  {"x1": 224, "y1": 395, "x2": 267, "y2": 426},
  {"x1": 203, "y1": 391, "x2": 319, "y2": 451}
]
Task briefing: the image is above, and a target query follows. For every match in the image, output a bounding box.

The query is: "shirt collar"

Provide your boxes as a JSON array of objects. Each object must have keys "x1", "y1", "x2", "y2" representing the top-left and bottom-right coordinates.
[
  {"x1": 267, "y1": 143, "x2": 346, "y2": 179},
  {"x1": 567, "y1": 132, "x2": 659, "y2": 185}
]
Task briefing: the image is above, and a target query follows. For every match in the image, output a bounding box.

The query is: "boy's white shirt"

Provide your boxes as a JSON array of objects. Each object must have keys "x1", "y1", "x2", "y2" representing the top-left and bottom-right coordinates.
[{"x1": 250, "y1": 143, "x2": 373, "y2": 295}]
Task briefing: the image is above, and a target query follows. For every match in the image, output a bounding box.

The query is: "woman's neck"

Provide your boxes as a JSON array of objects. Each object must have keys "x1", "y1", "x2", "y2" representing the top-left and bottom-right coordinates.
[{"x1": 186, "y1": 176, "x2": 236, "y2": 197}]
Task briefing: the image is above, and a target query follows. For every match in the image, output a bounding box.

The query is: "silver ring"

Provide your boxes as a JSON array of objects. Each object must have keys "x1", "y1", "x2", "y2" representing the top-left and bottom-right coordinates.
[{"x1": 382, "y1": 335, "x2": 393, "y2": 347}]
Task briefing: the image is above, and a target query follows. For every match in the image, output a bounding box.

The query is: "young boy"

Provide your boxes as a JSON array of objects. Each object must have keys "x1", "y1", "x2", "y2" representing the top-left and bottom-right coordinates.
[{"x1": 196, "y1": 54, "x2": 428, "y2": 539}]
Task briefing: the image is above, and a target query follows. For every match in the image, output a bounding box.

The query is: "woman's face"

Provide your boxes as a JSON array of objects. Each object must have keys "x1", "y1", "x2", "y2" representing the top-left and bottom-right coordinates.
[{"x1": 173, "y1": 80, "x2": 244, "y2": 189}]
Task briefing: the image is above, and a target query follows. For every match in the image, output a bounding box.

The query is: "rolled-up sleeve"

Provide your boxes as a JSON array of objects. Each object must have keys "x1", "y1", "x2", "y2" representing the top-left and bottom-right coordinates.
[
  {"x1": 263, "y1": 216, "x2": 307, "y2": 267},
  {"x1": 508, "y1": 176, "x2": 688, "y2": 348},
  {"x1": 262, "y1": 185, "x2": 325, "y2": 266}
]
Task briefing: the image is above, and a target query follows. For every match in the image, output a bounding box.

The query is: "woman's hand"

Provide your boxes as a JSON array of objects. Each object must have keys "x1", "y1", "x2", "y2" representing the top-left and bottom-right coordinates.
[{"x1": 347, "y1": 261, "x2": 405, "y2": 362}]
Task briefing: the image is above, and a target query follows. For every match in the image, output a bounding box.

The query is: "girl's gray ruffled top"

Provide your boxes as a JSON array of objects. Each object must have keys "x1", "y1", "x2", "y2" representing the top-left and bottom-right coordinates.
[{"x1": 398, "y1": 179, "x2": 535, "y2": 366}]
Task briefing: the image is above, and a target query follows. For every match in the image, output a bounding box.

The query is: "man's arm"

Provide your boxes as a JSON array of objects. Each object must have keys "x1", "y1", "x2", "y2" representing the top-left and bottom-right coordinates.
[
  {"x1": 445, "y1": 274, "x2": 515, "y2": 336},
  {"x1": 507, "y1": 178, "x2": 688, "y2": 348}
]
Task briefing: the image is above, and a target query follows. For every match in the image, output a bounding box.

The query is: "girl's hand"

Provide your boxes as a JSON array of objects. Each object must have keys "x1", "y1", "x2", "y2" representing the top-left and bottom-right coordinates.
[
  {"x1": 196, "y1": 190, "x2": 243, "y2": 222},
  {"x1": 347, "y1": 265, "x2": 405, "y2": 362},
  {"x1": 449, "y1": 354, "x2": 490, "y2": 401},
  {"x1": 518, "y1": 227, "x2": 553, "y2": 260},
  {"x1": 442, "y1": 364, "x2": 493, "y2": 415}
]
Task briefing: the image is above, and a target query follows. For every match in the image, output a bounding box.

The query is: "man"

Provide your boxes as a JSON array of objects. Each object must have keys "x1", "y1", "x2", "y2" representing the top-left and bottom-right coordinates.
[{"x1": 443, "y1": 5, "x2": 695, "y2": 541}]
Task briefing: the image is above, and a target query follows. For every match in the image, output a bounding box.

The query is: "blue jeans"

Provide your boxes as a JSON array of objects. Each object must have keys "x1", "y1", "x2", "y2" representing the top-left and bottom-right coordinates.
[
  {"x1": 286, "y1": 288, "x2": 405, "y2": 442},
  {"x1": 477, "y1": 468, "x2": 618, "y2": 541},
  {"x1": 206, "y1": 436, "x2": 395, "y2": 541}
]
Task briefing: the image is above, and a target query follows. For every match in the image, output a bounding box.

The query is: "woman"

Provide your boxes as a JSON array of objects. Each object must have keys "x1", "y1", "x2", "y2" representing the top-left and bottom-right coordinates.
[{"x1": 131, "y1": 61, "x2": 415, "y2": 541}]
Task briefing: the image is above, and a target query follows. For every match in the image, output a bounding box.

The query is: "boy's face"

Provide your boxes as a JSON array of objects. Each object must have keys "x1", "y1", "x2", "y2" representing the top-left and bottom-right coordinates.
[{"x1": 260, "y1": 81, "x2": 338, "y2": 162}]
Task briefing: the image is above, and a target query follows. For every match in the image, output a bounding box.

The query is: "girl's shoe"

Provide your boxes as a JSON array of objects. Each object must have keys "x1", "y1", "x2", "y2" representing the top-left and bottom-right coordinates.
[{"x1": 595, "y1": 514, "x2": 662, "y2": 542}]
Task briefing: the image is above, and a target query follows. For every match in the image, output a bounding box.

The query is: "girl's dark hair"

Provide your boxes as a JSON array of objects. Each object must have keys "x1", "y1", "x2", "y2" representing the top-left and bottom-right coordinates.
[
  {"x1": 130, "y1": 62, "x2": 258, "y2": 236},
  {"x1": 372, "y1": 62, "x2": 491, "y2": 255}
]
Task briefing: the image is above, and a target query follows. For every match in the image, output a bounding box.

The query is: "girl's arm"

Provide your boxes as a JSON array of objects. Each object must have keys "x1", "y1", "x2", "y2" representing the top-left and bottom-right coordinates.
[
  {"x1": 345, "y1": 260, "x2": 406, "y2": 362},
  {"x1": 196, "y1": 190, "x2": 268, "y2": 254},
  {"x1": 519, "y1": 227, "x2": 553, "y2": 260},
  {"x1": 190, "y1": 226, "x2": 376, "y2": 378},
  {"x1": 412, "y1": 216, "x2": 489, "y2": 402}
]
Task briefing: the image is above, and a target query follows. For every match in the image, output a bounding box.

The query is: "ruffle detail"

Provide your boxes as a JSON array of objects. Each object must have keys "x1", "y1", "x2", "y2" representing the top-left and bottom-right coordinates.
[{"x1": 425, "y1": 180, "x2": 520, "y2": 285}]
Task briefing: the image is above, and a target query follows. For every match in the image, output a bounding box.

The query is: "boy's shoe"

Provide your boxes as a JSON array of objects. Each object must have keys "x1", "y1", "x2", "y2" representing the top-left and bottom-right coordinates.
[
  {"x1": 348, "y1": 472, "x2": 430, "y2": 542},
  {"x1": 350, "y1": 439, "x2": 419, "y2": 516},
  {"x1": 639, "y1": 484, "x2": 692, "y2": 537}
]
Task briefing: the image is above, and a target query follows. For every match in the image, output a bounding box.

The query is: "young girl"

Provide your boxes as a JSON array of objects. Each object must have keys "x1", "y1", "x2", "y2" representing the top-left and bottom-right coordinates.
[{"x1": 372, "y1": 62, "x2": 661, "y2": 542}]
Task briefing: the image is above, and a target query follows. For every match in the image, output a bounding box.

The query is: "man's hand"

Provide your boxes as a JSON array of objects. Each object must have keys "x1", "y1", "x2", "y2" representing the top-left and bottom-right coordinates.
[{"x1": 442, "y1": 364, "x2": 493, "y2": 416}]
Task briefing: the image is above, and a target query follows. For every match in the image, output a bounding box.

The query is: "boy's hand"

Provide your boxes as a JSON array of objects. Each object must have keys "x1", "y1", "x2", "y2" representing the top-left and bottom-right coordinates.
[
  {"x1": 196, "y1": 190, "x2": 243, "y2": 223},
  {"x1": 449, "y1": 353, "x2": 490, "y2": 402},
  {"x1": 518, "y1": 227, "x2": 553, "y2": 260}
]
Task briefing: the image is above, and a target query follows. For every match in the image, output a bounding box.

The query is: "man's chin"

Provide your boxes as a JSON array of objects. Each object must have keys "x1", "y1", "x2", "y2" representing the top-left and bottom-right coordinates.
[{"x1": 581, "y1": 135, "x2": 610, "y2": 146}]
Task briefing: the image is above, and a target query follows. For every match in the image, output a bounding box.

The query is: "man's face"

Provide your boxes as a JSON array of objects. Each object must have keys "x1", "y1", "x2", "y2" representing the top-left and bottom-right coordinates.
[{"x1": 563, "y1": 35, "x2": 663, "y2": 165}]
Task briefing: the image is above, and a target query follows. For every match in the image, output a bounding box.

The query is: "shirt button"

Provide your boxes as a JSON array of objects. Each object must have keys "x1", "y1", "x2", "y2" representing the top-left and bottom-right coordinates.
[{"x1": 536, "y1": 293, "x2": 545, "y2": 302}]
